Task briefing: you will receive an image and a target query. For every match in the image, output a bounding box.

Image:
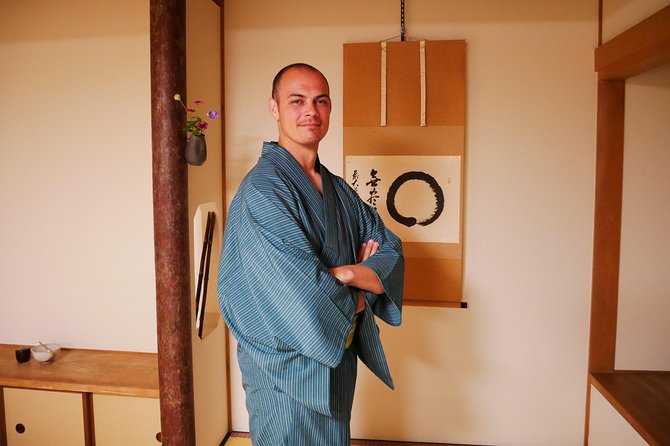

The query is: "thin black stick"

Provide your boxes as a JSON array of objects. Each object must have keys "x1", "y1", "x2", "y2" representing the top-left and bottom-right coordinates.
[
  {"x1": 198, "y1": 212, "x2": 216, "y2": 339},
  {"x1": 195, "y1": 211, "x2": 214, "y2": 321}
]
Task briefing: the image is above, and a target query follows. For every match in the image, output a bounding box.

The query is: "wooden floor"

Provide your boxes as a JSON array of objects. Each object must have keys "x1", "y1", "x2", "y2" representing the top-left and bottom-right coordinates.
[
  {"x1": 224, "y1": 431, "x2": 480, "y2": 446},
  {"x1": 590, "y1": 371, "x2": 670, "y2": 445}
]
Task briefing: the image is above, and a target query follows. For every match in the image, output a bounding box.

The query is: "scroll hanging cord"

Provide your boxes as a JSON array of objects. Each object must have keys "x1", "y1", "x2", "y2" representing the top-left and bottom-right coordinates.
[{"x1": 400, "y1": 0, "x2": 406, "y2": 41}]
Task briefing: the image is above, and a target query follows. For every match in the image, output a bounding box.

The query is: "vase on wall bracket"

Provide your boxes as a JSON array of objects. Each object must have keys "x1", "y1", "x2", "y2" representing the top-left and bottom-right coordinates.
[{"x1": 185, "y1": 134, "x2": 207, "y2": 166}]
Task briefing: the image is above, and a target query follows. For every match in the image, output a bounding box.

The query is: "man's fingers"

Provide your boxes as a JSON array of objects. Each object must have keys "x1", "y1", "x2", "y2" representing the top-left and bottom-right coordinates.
[
  {"x1": 358, "y1": 239, "x2": 379, "y2": 262},
  {"x1": 357, "y1": 243, "x2": 367, "y2": 263}
]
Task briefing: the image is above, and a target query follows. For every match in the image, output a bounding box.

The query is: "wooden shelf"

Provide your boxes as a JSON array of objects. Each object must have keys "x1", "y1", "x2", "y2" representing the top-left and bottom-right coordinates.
[
  {"x1": 0, "y1": 344, "x2": 158, "y2": 398},
  {"x1": 590, "y1": 371, "x2": 670, "y2": 446}
]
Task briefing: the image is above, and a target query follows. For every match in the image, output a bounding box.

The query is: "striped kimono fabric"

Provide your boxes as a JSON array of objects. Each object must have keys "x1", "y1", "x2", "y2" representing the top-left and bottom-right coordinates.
[{"x1": 218, "y1": 142, "x2": 404, "y2": 446}]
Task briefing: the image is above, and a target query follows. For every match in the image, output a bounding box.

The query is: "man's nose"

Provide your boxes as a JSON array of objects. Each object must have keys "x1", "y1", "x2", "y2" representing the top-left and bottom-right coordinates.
[{"x1": 304, "y1": 101, "x2": 318, "y2": 116}]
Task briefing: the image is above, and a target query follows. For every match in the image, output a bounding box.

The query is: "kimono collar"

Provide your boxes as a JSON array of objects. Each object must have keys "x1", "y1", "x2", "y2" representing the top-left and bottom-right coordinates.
[
  {"x1": 261, "y1": 141, "x2": 323, "y2": 192},
  {"x1": 261, "y1": 141, "x2": 355, "y2": 264}
]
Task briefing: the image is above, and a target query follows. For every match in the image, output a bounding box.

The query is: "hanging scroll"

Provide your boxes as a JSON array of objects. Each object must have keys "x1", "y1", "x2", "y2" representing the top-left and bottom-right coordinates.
[{"x1": 344, "y1": 40, "x2": 466, "y2": 307}]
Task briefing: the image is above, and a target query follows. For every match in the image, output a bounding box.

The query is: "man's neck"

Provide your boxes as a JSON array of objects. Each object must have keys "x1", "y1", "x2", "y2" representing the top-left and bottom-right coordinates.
[
  {"x1": 278, "y1": 139, "x2": 319, "y2": 174},
  {"x1": 277, "y1": 139, "x2": 323, "y2": 194}
]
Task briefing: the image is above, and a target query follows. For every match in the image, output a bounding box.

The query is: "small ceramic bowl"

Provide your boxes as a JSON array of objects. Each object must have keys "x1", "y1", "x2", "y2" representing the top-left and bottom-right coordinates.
[
  {"x1": 31, "y1": 344, "x2": 61, "y2": 362},
  {"x1": 15, "y1": 347, "x2": 31, "y2": 363}
]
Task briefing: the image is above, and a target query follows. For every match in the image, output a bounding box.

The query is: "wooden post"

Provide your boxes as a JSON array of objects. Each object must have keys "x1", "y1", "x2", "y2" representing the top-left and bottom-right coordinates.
[
  {"x1": 149, "y1": 1, "x2": 196, "y2": 445},
  {"x1": 588, "y1": 79, "x2": 625, "y2": 374}
]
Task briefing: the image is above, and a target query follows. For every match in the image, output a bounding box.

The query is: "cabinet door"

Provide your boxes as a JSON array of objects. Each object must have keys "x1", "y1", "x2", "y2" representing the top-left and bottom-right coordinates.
[
  {"x1": 93, "y1": 394, "x2": 161, "y2": 445},
  {"x1": 4, "y1": 388, "x2": 86, "y2": 446}
]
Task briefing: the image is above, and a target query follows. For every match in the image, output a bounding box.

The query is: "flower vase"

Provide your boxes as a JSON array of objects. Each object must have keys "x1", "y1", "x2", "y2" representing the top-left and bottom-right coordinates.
[{"x1": 185, "y1": 135, "x2": 207, "y2": 166}]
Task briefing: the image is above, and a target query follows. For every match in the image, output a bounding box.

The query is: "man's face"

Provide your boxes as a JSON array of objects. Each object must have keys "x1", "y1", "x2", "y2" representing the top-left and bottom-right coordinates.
[{"x1": 269, "y1": 68, "x2": 331, "y2": 152}]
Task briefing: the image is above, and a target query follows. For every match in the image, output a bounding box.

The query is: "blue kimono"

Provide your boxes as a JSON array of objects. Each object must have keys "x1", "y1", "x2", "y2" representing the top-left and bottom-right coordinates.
[{"x1": 217, "y1": 142, "x2": 404, "y2": 445}]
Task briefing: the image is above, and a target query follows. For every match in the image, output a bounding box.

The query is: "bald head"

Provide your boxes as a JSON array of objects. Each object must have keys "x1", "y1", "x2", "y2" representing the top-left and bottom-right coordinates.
[{"x1": 271, "y1": 63, "x2": 329, "y2": 101}]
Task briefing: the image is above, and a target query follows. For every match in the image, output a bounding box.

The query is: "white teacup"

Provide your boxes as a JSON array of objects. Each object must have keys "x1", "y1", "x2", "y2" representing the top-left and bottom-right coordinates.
[{"x1": 31, "y1": 344, "x2": 61, "y2": 362}]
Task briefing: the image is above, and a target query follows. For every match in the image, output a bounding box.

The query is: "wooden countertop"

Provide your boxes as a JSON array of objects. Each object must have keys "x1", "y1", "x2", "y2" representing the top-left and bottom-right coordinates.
[
  {"x1": 590, "y1": 371, "x2": 670, "y2": 446},
  {"x1": 0, "y1": 344, "x2": 159, "y2": 398}
]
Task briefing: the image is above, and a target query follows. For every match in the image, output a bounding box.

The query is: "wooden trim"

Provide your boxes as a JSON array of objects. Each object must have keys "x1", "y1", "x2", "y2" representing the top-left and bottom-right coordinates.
[
  {"x1": 583, "y1": 383, "x2": 591, "y2": 446},
  {"x1": 0, "y1": 387, "x2": 7, "y2": 446},
  {"x1": 595, "y1": 5, "x2": 670, "y2": 80},
  {"x1": 219, "y1": 431, "x2": 232, "y2": 446},
  {"x1": 82, "y1": 393, "x2": 96, "y2": 446},
  {"x1": 404, "y1": 300, "x2": 467, "y2": 309},
  {"x1": 224, "y1": 326, "x2": 233, "y2": 430},
  {"x1": 588, "y1": 79, "x2": 625, "y2": 373}
]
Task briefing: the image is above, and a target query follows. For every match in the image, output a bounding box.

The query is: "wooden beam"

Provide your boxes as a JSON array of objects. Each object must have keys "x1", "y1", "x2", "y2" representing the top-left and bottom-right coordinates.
[
  {"x1": 595, "y1": 5, "x2": 670, "y2": 80},
  {"x1": 150, "y1": 0, "x2": 196, "y2": 445},
  {"x1": 588, "y1": 79, "x2": 625, "y2": 373}
]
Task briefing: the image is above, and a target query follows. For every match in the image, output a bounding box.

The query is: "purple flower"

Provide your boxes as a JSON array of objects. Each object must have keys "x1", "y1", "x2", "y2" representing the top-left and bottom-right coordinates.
[
  {"x1": 207, "y1": 110, "x2": 220, "y2": 119},
  {"x1": 196, "y1": 121, "x2": 209, "y2": 131}
]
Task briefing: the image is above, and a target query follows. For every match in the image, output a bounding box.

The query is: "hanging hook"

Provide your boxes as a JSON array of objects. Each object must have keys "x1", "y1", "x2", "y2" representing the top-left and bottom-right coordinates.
[{"x1": 400, "y1": 0, "x2": 406, "y2": 41}]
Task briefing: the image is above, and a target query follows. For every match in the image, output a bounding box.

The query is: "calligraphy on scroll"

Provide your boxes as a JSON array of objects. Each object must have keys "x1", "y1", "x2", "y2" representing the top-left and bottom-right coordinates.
[{"x1": 346, "y1": 155, "x2": 461, "y2": 244}]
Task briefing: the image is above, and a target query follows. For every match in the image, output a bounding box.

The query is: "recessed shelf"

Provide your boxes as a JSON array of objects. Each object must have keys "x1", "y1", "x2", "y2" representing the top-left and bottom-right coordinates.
[{"x1": 590, "y1": 371, "x2": 670, "y2": 446}]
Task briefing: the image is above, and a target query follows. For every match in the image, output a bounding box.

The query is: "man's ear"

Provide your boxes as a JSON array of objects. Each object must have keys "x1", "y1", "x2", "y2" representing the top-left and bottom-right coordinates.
[{"x1": 268, "y1": 97, "x2": 279, "y2": 120}]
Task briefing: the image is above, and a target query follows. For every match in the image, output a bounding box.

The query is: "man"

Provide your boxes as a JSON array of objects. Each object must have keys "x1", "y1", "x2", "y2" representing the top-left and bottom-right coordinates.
[{"x1": 217, "y1": 63, "x2": 404, "y2": 445}]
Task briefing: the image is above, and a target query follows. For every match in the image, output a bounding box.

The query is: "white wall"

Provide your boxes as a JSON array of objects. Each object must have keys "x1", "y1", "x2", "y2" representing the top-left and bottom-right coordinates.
[
  {"x1": 588, "y1": 386, "x2": 647, "y2": 446},
  {"x1": 0, "y1": 1, "x2": 156, "y2": 352},
  {"x1": 1, "y1": 2, "x2": 230, "y2": 443},
  {"x1": 224, "y1": 1, "x2": 597, "y2": 444},
  {"x1": 601, "y1": 0, "x2": 669, "y2": 42},
  {"x1": 617, "y1": 62, "x2": 670, "y2": 371}
]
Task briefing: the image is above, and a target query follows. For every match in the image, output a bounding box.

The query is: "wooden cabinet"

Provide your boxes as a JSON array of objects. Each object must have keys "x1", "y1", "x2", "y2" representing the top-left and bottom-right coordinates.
[
  {"x1": 4, "y1": 388, "x2": 86, "y2": 446},
  {"x1": 93, "y1": 394, "x2": 161, "y2": 445},
  {"x1": 0, "y1": 345, "x2": 160, "y2": 446}
]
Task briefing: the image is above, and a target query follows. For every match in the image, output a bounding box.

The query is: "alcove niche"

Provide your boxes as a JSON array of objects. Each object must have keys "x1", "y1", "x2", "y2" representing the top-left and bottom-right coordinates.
[{"x1": 585, "y1": 5, "x2": 670, "y2": 445}]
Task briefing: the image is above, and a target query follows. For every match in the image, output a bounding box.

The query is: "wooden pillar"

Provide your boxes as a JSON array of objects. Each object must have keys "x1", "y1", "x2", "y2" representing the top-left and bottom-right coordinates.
[
  {"x1": 149, "y1": 1, "x2": 196, "y2": 445},
  {"x1": 588, "y1": 79, "x2": 625, "y2": 373}
]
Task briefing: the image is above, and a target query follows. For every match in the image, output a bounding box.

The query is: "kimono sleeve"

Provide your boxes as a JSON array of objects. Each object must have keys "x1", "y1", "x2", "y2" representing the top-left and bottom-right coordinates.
[
  {"x1": 222, "y1": 183, "x2": 358, "y2": 368},
  {"x1": 353, "y1": 192, "x2": 404, "y2": 326}
]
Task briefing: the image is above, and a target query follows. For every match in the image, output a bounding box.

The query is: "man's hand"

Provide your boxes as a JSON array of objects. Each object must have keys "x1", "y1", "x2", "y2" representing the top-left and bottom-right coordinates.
[
  {"x1": 330, "y1": 240, "x2": 383, "y2": 311},
  {"x1": 358, "y1": 240, "x2": 379, "y2": 263}
]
